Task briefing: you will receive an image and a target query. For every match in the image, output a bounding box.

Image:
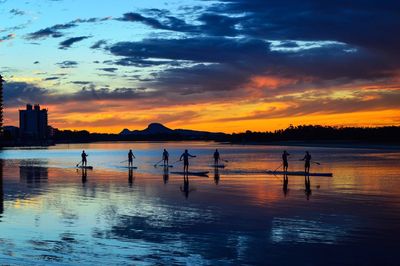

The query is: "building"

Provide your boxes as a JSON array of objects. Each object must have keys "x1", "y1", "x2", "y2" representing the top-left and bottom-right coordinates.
[
  {"x1": 0, "y1": 75, "x2": 3, "y2": 135},
  {"x1": 19, "y1": 104, "x2": 48, "y2": 140}
]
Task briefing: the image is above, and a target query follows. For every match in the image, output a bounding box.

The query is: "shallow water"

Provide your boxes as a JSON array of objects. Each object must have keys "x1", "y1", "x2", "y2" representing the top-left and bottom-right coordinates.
[{"x1": 0, "y1": 142, "x2": 399, "y2": 265}]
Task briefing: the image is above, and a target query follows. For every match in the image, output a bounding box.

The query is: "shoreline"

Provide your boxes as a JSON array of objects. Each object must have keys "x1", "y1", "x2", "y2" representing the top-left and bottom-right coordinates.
[{"x1": 228, "y1": 140, "x2": 400, "y2": 150}]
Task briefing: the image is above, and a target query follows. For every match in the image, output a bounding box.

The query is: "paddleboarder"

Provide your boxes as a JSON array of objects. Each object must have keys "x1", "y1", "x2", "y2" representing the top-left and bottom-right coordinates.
[
  {"x1": 180, "y1": 149, "x2": 196, "y2": 173},
  {"x1": 213, "y1": 149, "x2": 220, "y2": 165},
  {"x1": 81, "y1": 150, "x2": 88, "y2": 167},
  {"x1": 162, "y1": 149, "x2": 169, "y2": 167},
  {"x1": 128, "y1": 149, "x2": 135, "y2": 167},
  {"x1": 302, "y1": 151, "x2": 312, "y2": 173},
  {"x1": 282, "y1": 150, "x2": 290, "y2": 172}
]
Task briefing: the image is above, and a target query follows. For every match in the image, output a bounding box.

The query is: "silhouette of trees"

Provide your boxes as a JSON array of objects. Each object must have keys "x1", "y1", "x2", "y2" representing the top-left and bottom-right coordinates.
[{"x1": 230, "y1": 125, "x2": 400, "y2": 143}]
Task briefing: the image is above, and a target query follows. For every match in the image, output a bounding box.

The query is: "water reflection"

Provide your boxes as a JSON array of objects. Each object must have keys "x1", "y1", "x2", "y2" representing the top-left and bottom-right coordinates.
[
  {"x1": 162, "y1": 166, "x2": 169, "y2": 184},
  {"x1": 128, "y1": 168, "x2": 134, "y2": 186},
  {"x1": 283, "y1": 174, "x2": 288, "y2": 197},
  {"x1": 214, "y1": 166, "x2": 220, "y2": 185},
  {"x1": 0, "y1": 143, "x2": 399, "y2": 265},
  {"x1": 305, "y1": 175, "x2": 312, "y2": 200},
  {"x1": 180, "y1": 175, "x2": 194, "y2": 199},
  {"x1": 20, "y1": 165, "x2": 48, "y2": 186},
  {"x1": 80, "y1": 168, "x2": 87, "y2": 184}
]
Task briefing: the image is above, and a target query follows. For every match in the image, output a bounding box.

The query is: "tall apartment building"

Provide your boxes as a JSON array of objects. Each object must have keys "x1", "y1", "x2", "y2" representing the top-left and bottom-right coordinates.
[
  {"x1": 19, "y1": 104, "x2": 48, "y2": 140},
  {"x1": 0, "y1": 75, "x2": 4, "y2": 135}
]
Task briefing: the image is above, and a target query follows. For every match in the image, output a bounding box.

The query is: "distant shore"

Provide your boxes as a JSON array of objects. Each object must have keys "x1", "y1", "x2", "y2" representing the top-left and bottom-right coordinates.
[{"x1": 230, "y1": 140, "x2": 400, "y2": 150}]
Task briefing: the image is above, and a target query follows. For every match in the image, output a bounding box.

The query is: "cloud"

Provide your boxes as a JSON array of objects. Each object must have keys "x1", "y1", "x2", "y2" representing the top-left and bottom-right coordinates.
[
  {"x1": 56, "y1": 60, "x2": 78, "y2": 68},
  {"x1": 59, "y1": 36, "x2": 91, "y2": 49},
  {"x1": 43, "y1": 77, "x2": 60, "y2": 81},
  {"x1": 0, "y1": 33, "x2": 16, "y2": 43},
  {"x1": 27, "y1": 22, "x2": 76, "y2": 39},
  {"x1": 117, "y1": 12, "x2": 194, "y2": 32},
  {"x1": 97, "y1": 67, "x2": 118, "y2": 73},
  {"x1": 3, "y1": 81, "x2": 150, "y2": 108},
  {"x1": 26, "y1": 16, "x2": 111, "y2": 40},
  {"x1": 90, "y1": 40, "x2": 107, "y2": 49},
  {"x1": 9, "y1": 9, "x2": 25, "y2": 16}
]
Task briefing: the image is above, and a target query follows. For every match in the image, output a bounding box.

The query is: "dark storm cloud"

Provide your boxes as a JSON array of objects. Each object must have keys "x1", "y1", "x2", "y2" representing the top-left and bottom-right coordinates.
[
  {"x1": 104, "y1": 0, "x2": 400, "y2": 100},
  {"x1": 208, "y1": 0, "x2": 400, "y2": 53},
  {"x1": 3, "y1": 82, "x2": 151, "y2": 108},
  {"x1": 197, "y1": 13, "x2": 239, "y2": 36},
  {"x1": 108, "y1": 37, "x2": 381, "y2": 96},
  {"x1": 59, "y1": 36, "x2": 90, "y2": 49},
  {"x1": 117, "y1": 12, "x2": 194, "y2": 32},
  {"x1": 108, "y1": 37, "x2": 270, "y2": 63}
]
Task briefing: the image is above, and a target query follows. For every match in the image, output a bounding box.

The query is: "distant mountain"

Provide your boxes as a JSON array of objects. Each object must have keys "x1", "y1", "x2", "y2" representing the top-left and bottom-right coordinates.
[{"x1": 120, "y1": 123, "x2": 225, "y2": 139}]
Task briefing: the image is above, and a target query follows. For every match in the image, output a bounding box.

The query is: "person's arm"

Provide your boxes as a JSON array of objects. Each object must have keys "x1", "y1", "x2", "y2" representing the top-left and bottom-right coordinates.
[{"x1": 189, "y1": 153, "x2": 196, "y2": 158}]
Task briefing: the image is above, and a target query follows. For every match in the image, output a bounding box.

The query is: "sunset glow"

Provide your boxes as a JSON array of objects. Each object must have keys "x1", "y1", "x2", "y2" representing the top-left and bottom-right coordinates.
[{"x1": 1, "y1": 0, "x2": 399, "y2": 133}]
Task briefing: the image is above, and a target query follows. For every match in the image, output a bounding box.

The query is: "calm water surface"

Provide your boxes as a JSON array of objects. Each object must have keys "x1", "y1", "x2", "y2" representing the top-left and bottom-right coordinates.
[{"x1": 0, "y1": 142, "x2": 399, "y2": 265}]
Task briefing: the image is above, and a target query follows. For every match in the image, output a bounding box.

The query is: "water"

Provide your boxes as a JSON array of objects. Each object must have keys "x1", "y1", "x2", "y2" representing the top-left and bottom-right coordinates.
[{"x1": 0, "y1": 142, "x2": 399, "y2": 265}]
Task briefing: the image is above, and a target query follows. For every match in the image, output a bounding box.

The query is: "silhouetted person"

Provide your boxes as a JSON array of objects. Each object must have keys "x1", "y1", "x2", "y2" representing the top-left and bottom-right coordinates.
[
  {"x1": 213, "y1": 149, "x2": 220, "y2": 165},
  {"x1": 128, "y1": 149, "x2": 135, "y2": 167},
  {"x1": 128, "y1": 168, "x2": 134, "y2": 186},
  {"x1": 214, "y1": 166, "x2": 220, "y2": 185},
  {"x1": 81, "y1": 150, "x2": 88, "y2": 167},
  {"x1": 305, "y1": 174, "x2": 312, "y2": 200},
  {"x1": 282, "y1": 150, "x2": 290, "y2": 172},
  {"x1": 81, "y1": 168, "x2": 87, "y2": 184},
  {"x1": 163, "y1": 166, "x2": 169, "y2": 184},
  {"x1": 302, "y1": 151, "x2": 312, "y2": 173},
  {"x1": 163, "y1": 149, "x2": 169, "y2": 166},
  {"x1": 180, "y1": 149, "x2": 196, "y2": 173},
  {"x1": 283, "y1": 174, "x2": 288, "y2": 197}
]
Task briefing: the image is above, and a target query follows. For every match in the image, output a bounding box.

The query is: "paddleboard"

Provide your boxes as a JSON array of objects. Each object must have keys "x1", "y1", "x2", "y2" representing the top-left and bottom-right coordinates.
[
  {"x1": 210, "y1": 164, "x2": 225, "y2": 168},
  {"x1": 77, "y1": 166, "x2": 94, "y2": 170},
  {"x1": 123, "y1": 166, "x2": 138, "y2": 169},
  {"x1": 266, "y1": 171, "x2": 332, "y2": 177},
  {"x1": 171, "y1": 171, "x2": 209, "y2": 177}
]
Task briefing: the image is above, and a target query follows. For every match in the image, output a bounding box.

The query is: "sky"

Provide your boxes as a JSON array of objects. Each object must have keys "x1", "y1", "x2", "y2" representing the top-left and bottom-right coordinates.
[{"x1": 1, "y1": 0, "x2": 399, "y2": 133}]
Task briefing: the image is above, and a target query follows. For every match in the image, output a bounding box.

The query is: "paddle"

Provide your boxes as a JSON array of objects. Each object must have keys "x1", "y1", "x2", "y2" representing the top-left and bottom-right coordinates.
[
  {"x1": 171, "y1": 159, "x2": 181, "y2": 165},
  {"x1": 272, "y1": 163, "x2": 283, "y2": 172},
  {"x1": 120, "y1": 159, "x2": 128, "y2": 163},
  {"x1": 312, "y1": 161, "x2": 321, "y2": 165},
  {"x1": 153, "y1": 159, "x2": 163, "y2": 167}
]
